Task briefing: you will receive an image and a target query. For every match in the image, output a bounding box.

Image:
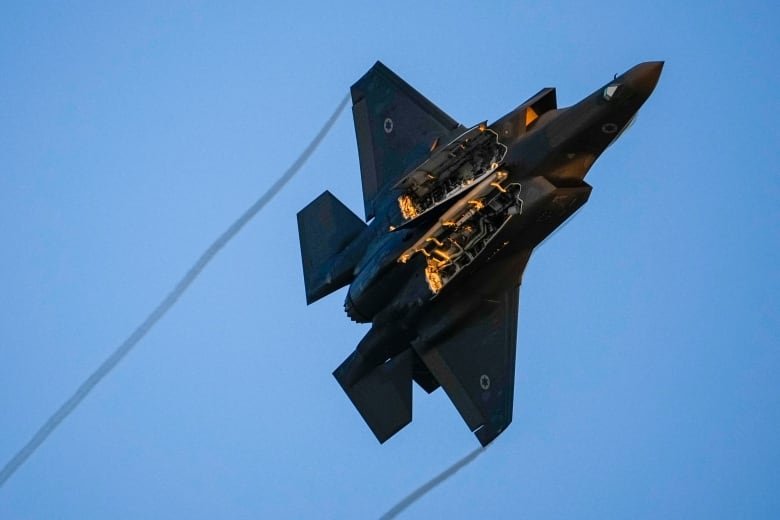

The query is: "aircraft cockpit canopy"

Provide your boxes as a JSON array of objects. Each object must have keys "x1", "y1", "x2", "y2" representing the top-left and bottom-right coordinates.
[{"x1": 603, "y1": 84, "x2": 622, "y2": 101}]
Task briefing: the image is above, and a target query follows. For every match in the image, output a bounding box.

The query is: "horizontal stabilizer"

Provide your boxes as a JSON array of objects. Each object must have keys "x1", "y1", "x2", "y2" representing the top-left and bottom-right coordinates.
[
  {"x1": 333, "y1": 350, "x2": 413, "y2": 443},
  {"x1": 297, "y1": 191, "x2": 366, "y2": 304}
]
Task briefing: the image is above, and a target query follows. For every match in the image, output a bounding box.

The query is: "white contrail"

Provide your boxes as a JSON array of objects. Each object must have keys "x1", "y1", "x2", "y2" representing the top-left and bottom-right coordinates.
[
  {"x1": 379, "y1": 446, "x2": 487, "y2": 519},
  {"x1": 0, "y1": 93, "x2": 351, "y2": 488}
]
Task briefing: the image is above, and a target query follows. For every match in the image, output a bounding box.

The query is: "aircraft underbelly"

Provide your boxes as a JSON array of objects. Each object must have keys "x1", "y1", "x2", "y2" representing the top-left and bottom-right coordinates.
[{"x1": 311, "y1": 59, "x2": 663, "y2": 447}]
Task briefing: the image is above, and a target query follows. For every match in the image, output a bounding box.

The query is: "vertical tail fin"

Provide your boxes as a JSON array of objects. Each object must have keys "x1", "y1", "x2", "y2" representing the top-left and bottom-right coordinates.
[{"x1": 297, "y1": 191, "x2": 367, "y2": 304}]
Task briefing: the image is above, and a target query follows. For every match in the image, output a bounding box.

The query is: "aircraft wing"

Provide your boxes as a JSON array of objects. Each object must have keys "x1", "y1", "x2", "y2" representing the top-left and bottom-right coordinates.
[
  {"x1": 413, "y1": 253, "x2": 528, "y2": 446},
  {"x1": 351, "y1": 62, "x2": 463, "y2": 221}
]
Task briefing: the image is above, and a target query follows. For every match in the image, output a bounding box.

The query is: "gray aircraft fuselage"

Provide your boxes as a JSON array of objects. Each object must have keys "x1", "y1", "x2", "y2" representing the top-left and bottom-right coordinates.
[{"x1": 297, "y1": 61, "x2": 663, "y2": 445}]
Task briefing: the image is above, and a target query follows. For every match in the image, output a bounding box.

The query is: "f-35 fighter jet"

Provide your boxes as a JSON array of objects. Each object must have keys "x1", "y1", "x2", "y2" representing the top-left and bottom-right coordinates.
[{"x1": 297, "y1": 61, "x2": 663, "y2": 446}]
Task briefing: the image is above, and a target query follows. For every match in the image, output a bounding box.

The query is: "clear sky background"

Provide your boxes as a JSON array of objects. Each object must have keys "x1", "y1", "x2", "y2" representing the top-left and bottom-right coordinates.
[{"x1": 1, "y1": 1, "x2": 778, "y2": 518}]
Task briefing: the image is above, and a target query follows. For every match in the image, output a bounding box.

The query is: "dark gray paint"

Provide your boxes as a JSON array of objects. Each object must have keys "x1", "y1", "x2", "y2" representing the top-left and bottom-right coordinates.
[{"x1": 298, "y1": 61, "x2": 663, "y2": 446}]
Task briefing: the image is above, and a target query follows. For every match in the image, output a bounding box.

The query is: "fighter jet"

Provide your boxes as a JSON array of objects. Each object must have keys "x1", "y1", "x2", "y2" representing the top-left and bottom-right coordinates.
[{"x1": 297, "y1": 61, "x2": 663, "y2": 446}]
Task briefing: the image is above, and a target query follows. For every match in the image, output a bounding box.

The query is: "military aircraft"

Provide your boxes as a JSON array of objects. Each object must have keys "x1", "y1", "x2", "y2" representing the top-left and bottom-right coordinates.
[{"x1": 297, "y1": 61, "x2": 663, "y2": 446}]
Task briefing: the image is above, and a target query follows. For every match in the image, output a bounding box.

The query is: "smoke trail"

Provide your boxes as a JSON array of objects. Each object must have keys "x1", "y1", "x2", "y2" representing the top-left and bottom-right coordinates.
[
  {"x1": 379, "y1": 446, "x2": 487, "y2": 519},
  {"x1": 0, "y1": 93, "x2": 351, "y2": 488}
]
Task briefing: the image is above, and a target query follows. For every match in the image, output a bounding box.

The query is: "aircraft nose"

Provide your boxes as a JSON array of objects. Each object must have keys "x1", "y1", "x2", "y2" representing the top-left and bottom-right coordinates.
[{"x1": 626, "y1": 61, "x2": 664, "y2": 97}]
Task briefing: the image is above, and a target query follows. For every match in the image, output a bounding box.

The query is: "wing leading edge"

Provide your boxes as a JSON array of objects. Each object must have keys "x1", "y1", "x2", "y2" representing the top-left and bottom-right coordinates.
[
  {"x1": 413, "y1": 252, "x2": 528, "y2": 446},
  {"x1": 351, "y1": 62, "x2": 463, "y2": 221}
]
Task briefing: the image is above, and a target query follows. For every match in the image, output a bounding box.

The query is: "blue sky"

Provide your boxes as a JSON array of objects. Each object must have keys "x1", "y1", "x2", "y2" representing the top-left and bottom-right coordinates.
[{"x1": 1, "y1": 1, "x2": 778, "y2": 518}]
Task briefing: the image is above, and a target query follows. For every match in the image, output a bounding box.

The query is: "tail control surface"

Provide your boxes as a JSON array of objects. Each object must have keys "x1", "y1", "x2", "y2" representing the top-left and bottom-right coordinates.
[
  {"x1": 297, "y1": 191, "x2": 366, "y2": 304},
  {"x1": 333, "y1": 349, "x2": 413, "y2": 443}
]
